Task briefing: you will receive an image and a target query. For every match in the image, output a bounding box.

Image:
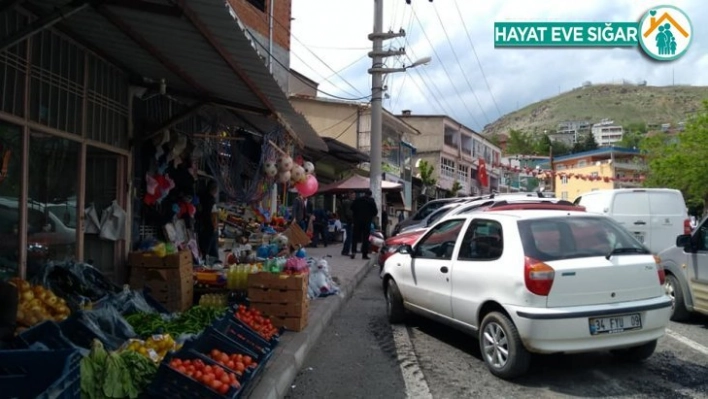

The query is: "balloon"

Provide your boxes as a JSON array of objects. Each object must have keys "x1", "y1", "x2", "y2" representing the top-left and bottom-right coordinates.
[{"x1": 296, "y1": 174, "x2": 319, "y2": 198}]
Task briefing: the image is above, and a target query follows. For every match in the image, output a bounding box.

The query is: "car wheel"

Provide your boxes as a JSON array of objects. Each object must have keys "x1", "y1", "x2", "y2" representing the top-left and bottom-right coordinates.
[
  {"x1": 479, "y1": 312, "x2": 531, "y2": 379},
  {"x1": 385, "y1": 279, "x2": 406, "y2": 324},
  {"x1": 610, "y1": 340, "x2": 657, "y2": 362},
  {"x1": 665, "y1": 274, "x2": 691, "y2": 322}
]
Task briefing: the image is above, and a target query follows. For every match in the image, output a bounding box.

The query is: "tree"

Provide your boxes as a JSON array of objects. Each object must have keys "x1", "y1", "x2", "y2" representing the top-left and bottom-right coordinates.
[
  {"x1": 618, "y1": 130, "x2": 644, "y2": 149},
  {"x1": 642, "y1": 101, "x2": 708, "y2": 209},
  {"x1": 505, "y1": 129, "x2": 533, "y2": 155},
  {"x1": 487, "y1": 133, "x2": 502, "y2": 147},
  {"x1": 571, "y1": 133, "x2": 599, "y2": 153},
  {"x1": 447, "y1": 180, "x2": 462, "y2": 198}
]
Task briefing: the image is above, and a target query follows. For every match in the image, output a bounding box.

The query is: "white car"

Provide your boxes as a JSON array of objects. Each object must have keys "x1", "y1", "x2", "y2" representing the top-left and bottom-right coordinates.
[{"x1": 382, "y1": 207, "x2": 672, "y2": 379}]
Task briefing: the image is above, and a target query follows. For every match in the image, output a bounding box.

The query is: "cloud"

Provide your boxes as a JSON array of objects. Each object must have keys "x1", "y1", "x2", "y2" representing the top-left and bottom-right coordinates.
[{"x1": 290, "y1": 0, "x2": 708, "y2": 132}]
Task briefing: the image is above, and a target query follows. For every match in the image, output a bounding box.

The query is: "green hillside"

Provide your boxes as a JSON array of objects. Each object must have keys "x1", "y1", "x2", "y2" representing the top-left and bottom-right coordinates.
[{"x1": 482, "y1": 84, "x2": 708, "y2": 136}]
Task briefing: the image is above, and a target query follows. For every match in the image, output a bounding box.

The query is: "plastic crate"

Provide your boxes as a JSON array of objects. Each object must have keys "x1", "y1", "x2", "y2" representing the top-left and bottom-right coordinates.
[
  {"x1": 0, "y1": 348, "x2": 81, "y2": 399},
  {"x1": 15, "y1": 321, "x2": 84, "y2": 353},
  {"x1": 147, "y1": 351, "x2": 244, "y2": 399},
  {"x1": 212, "y1": 317, "x2": 275, "y2": 356},
  {"x1": 219, "y1": 311, "x2": 281, "y2": 348},
  {"x1": 58, "y1": 314, "x2": 123, "y2": 351},
  {"x1": 184, "y1": 327, "x2": 271, "y2": 385}
]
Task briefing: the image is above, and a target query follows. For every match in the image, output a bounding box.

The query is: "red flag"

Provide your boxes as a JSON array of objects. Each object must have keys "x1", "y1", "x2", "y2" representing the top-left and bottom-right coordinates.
[{"x1": 477, "y1": 158, "x2": 489, "y2": 187}]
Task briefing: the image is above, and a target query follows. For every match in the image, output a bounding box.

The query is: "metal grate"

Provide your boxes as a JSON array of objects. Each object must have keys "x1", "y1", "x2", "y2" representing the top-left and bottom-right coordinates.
[
  {"x1": 0, "y1": 9, "x2": 28, "y2": 117},
  {"x1": 86, "y1": 55, "x2": 128, "y2": 148}
]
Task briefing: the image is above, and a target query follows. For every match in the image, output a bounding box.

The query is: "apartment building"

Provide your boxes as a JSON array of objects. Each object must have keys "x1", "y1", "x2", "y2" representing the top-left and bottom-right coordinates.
[
  {"x1": 549, "y1": 120, "x2": 592, "y2": 146},
  {"x1": 399, "y1": 111, "x2": 501, "y2": 195},
  {"x1": 499, "y1": 155, "x2": 549, "y2": 192},
  {"x1": 553, "y1": 147, "x2": 646, "y2": 201},
  {"x1": 591, "y1": 119, "x2": 625, "y2": 147}
]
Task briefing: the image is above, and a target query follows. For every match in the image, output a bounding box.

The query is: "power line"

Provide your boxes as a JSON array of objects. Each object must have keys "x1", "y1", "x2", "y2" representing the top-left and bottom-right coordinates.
[
  {"x1": 268, "y1": 13, "x2": 366, "y2": 97},
  {"x1": 453, "y1": 0, "x2": 503, "y2": 120},
  {"x1": 432, "y1": 2, "x2": 490, "y2": 124},
  {"x1": 320, "y1": 110, "x2": 362, "y2": 133},
  {"x1": 405, "y1": 44, "x2": 457, "y2": 116},
  {"x1": 322, "y1": 54, "x2": 368, "y2": 81},
  {"x1": 331, "y1": 115, "x2": 359, "y2": 141},
  {"x1": 245, "y1": 30, "x2": 371, "y2": 102},
  {"x1": 410, "y1": 7, "x2": 481, "y2": 128},
  {"x1": 298, "y1": 44, "x2": 371, "y2": 51}
]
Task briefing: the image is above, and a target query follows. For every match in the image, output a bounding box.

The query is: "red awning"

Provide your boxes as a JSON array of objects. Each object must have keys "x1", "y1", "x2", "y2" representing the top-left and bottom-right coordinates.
[{"x1": 318, "y1": 174, "x2": 402, "y2": 194}]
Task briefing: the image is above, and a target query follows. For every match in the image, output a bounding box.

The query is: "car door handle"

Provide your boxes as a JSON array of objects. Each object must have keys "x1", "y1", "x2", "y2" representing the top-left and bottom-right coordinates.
[
  {"x1": 440, "y1": 266, "x2": 449, "y2": 273},
  {"x1": 634, "y1": 221, "x2": 646, "y2": 225}
]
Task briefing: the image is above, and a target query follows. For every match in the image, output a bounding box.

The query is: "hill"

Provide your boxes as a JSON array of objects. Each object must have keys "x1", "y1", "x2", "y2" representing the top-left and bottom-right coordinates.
[{"x1": 482, "y1": 84, "x2": 708, "y2": 137}]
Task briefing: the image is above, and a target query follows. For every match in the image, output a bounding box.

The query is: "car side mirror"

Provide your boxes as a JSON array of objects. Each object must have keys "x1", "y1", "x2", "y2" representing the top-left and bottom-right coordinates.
[
  {"x1": 398, "y1": 244, "x2": 414, "y2": 256},
  {"x1": 676, "y1": 234, "x2": 693, "y2": 251}
]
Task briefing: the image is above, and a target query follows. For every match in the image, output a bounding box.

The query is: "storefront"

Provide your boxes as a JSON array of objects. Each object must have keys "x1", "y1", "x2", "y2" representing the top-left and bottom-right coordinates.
[{"x1": 0, "y1": 1, "x2": 326, "y2": 282}]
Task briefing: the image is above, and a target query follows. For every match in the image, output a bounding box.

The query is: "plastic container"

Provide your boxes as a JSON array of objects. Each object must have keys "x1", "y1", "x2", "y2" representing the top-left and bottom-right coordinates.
[
  {"x1": 212, "y1": 317, "x2": 277, "y2": 356},
  {"x1": 147, "y1": 350, "x2": 244, "y2": 399},
  {"x1": 15, "y1": 321, "x2": 85, "y2": 353},
  {"x1": 0, "y1": 348, "x2": 81, "y2": 399}
]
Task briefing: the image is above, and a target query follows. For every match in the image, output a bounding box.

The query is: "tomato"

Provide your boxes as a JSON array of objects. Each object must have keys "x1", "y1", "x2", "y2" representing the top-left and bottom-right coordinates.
[
  {"x1": 219, "y1": 353, "x2": 229, "y2": 364},
  {"x1": 195, "y1": 371, "x2": 203, "y2": 380},
  {"x1": 218, "y1": 382, "x2": 229, "y2": 395},
  {"x1": 214, "y1": 367, "x2": 224, "y2": 378},
  {"x1": 243, "y1": 356, "x2": 252, "y2": 366},
  {"x1": 227, "y1": 360, "x2": 235, "y2": 369},
  {"x1": 172, "y1": 359, "x2": 182, "y2": 366},
  {"x1": 176, "y1": 366, "x2": 187, "y2": 374},
  {"x1": 235, "y1": 362, "x2": 245, "y2": 372},
  {"x1": 220, "y1": 374, "x2": 231, "y2": 385},
  {"x1": 203, "y1": 373, "x2": 214, "y2": 384},
  {"x1": 211, "y1": 380, "x2": 223, "y2": 392}
]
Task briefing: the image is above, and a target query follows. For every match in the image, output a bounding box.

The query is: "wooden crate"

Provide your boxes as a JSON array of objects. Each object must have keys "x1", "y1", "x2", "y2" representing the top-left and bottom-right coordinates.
[
  {"x1": 247, "y1": 273, "x2": 307, "y2": 291},
  {"x1": 247, "y1": 287, "x2": 306, "y2": 303},
  {"x1": 130, "y1": 261, "x2": 193, "y2": 312},
  {"x1": 252, "y1": 299, "x2": 309, "y2": 318},
  {"x1": 128, "y1": 250, "x2": 192, "y2": 269}
]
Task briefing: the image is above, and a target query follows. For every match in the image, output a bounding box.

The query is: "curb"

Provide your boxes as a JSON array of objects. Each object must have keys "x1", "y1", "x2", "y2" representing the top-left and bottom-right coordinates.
[{"x1": 244, "y1": 257, "x2": 375, "y2": 399}]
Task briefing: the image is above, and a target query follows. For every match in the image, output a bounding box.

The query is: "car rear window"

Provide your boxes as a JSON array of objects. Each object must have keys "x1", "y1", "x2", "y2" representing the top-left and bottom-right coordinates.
[{"x1": 517, "y1": 216, "x2": 649, "y2": 261}]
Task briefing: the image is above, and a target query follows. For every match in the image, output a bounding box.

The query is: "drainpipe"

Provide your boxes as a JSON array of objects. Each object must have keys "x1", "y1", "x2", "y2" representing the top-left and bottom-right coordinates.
[{"x1": 268, "y1": 0, "x2": 274, "y2": 73}]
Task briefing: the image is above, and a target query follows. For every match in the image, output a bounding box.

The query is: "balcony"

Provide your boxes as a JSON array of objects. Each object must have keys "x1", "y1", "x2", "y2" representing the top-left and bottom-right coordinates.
[{"x1": 613, "y1": 162, "x2": 645, "y2": 171}]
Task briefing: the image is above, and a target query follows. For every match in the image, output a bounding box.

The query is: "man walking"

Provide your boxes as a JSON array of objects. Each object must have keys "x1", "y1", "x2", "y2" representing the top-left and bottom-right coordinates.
[
  {"x1": 338, "y1": 191, "x2": 355, "y2": 256},
  {"x1": 350, "y1": 189, "x2": 378, "y2": 260}
]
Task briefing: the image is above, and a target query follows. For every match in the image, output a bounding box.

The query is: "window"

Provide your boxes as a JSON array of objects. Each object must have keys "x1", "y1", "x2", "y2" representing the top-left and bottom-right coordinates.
[
  {"x1": 648, "y1": 192, "x2": 684, "y2": 215},
  {"x1": 0, "y1": 122, "x2": 22, "y2": 277},
  {"x1": 591, "y1": 172, "x2": 599, "y2": 177},
  {"x1": 457, "y1": 164, "x2": 469, "y2": 183},
  {"x1": 458, "y1": 219, "x2": 504, "y2": 260},
  {"x1": 246, "y1": 0, "x2": 266, "y2": 11},
  {"x1": 561, "y1": 176, "x2": 568, "y2": 185},
  {"x1": 613, "y1": 192, "x2": 650, "y2": 215},
  {"x1": 426, "y1": 206, "x2": 455, "y2": 226},
  {"x1": 440, "y1": 157, "x2": 455, "y2": 178},
  {"x1": 518, "y1": 216, "x2": 649, "y2": 261},
  {"x1": 414, "y1": 219, "x2": 465, "y2": 260},
  {"x1": 561, "y1": 191, "x2": 568, "y2": 200},
  {"x1": 413, "y1": 200, "x2": 451, "y2": 220},
  {"x1": 577, "y1": 160, "x2": 587, "y2": 167}
]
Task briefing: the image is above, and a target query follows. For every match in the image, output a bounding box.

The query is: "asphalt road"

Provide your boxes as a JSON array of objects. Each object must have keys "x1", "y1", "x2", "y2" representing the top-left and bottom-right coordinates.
[{"x1": 287, "y1": 266, "x2": 708, "y2": 399}]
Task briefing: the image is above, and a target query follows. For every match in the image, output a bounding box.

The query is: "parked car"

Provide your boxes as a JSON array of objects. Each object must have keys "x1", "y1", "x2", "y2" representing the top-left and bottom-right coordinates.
[
  {"x1": 398, "y1": 202, "x2": 465, "y2": 235},
  {"x1": 574, "y1": 188, "x2": 690, "y2": 254},
  {"x1": 378, "y1": 197, "x2": 580, "y2": 270},
  {"x1": 657, "y1": 216, "x2": 708, "y2": 321},
  {"x1": 381, "y1": 209, "x2": 671, "y2": 379}
]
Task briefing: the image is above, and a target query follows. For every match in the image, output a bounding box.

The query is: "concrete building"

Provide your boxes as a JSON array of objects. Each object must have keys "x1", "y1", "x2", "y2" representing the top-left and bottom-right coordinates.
[
  {"x1": 552, "y1": 147, "x2": 646, "y2": 201},
  {"x1": 591, "y1": 119, "x2": 625, "y2": 147},
  {"x1": 290, "y1": 95, "x2": 419, "y2": 211},
  {"x1": 550, "y1": 120, "x2": 592, "y2": 146},
  {"x1": 499, "y1": 155, "x2": 549, "y2": 193},
  {"x1": 229, "y1": 0, "x2": 291, "y2": 92},
  {"x1": 398, "y1": 112, "x2": 502, "y2": 195}
]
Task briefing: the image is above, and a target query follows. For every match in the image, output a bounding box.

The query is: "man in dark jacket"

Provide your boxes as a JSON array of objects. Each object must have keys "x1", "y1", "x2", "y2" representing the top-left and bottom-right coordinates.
[
  {"x1": 339, "y1": 191, "x2": 355, "y2": 256},
  {"x1": 350, "y1": 189, "x2": 378, "y2": 259}
]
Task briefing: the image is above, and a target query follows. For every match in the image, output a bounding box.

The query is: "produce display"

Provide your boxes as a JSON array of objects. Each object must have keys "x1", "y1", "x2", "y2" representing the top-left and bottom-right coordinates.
[
  {"x1": 206, "y1": 348, "x2": 258, "y2": 374},
  {"x1": 125, "y1": 306, "x2": 227, "y2": 337},
  {"x1": 9, "y1": 278, "x2": 71, "y2": 331},
  {"x1": 234, "y1": 304, "x2": 279, "y2": 341},
  {"x1": 123, "y1": 334, "x2": 180, "y2": 363},
  {"x1": 81, "y1": 340, "x2": 158, "y2": 399},
  {"x1": 168, "y1": 357, "x2": 242, "y2": 395}
]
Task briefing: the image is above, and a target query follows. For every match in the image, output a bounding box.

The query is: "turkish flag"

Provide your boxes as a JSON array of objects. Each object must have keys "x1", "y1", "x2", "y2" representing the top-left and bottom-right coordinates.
[{"x1": 477, "y1": 158, "x2": 489, "y2": 187}]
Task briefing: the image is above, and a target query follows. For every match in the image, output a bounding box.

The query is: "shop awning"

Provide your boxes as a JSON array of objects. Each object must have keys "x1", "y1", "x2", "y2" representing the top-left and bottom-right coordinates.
[
  {"x1": 318, "y1": 174, "x2": 402, "y2": 194},
  {"x1": 12, "y1": 0, "x2": 327, "y2": 151}
]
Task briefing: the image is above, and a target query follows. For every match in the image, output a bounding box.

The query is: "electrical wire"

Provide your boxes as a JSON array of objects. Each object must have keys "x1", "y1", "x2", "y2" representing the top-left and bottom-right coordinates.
[
  {"x1": 453, "y1": 0, "x2": 503, "y2": 119},
  {"x1": 322, "y1": 53, "x2": 368, "y2": 81},
  {"x1": 331, "y1": 115, "x2": 360, "y2": 141},
  {"x1": 320, "y1": 110, "x2": 362, "y2": 133},
  {"x1": 432, "y1": 2, "x2": 490, "y2": 124},
  {"x1": 244, "y1": 29, "x2": 372, "y2": 101},
  {"x1": 411, "y1": 7, "x2": 481, "y2": 128},
  {"x1": 405, "y1": 44, "x2": 457, "y2": 116}
]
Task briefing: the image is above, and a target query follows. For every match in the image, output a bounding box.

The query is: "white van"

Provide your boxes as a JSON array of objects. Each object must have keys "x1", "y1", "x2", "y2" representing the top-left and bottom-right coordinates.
[{"x1": 574, "y1": 188, "x2": 690, "y2": 254}]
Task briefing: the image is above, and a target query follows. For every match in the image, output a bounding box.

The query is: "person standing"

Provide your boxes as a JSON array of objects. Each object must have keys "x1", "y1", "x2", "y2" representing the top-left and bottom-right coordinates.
[
  {"x1": 350, "y1": 189, "x2": 378, "y2": 260},
  {"x1": 198, "y1": 180, "x2": 220, "y2": 262},
  {"x1": 338, "y1": 191, "x2": 355, "y2": 256},
  {"x1": 291, "y1": 193, "x2": 306, "y2": 230},
  {"x1": 311, "y1": 202, "x2": 329, "y2": 247}
]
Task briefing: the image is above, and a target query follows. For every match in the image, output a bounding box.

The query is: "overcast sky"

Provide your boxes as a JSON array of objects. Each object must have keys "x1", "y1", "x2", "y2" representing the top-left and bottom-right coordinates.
[{"x1": 289, "y1": 0, "x2": 708, "y2": 132}]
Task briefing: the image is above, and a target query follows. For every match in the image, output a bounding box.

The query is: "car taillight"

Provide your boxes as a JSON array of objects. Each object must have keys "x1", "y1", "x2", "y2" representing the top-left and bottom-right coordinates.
[
  {"x1": 654, "y1": 255, "x2": 665, "y2": 285},
  {"x1": 684, "y1": 218, "x2": 692, "y2": 235},
  {"x1": 524, "y1": 257, "x2": 555, "y2": 296}
]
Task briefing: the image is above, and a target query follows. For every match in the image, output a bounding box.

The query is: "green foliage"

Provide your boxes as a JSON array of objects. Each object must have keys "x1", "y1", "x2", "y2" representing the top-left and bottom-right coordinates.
[
  {"x1": 417, "y1": 160, "x2": 436, "y2": 187},
  {"x1": 487, "y1": 133, "x2": 502, "y2": 147},
  {"x1": 447, "y1": 180, "x2": 463, "y2": 198},
  {"x1": 503, "y1": 129, "x2": 571, "y2": 156},
  {"x1": 641, "y1": 100, "x2": 708, "y2": 207}
]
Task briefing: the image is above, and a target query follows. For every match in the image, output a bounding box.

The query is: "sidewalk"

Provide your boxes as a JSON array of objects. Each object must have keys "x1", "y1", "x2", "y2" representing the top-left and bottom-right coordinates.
[{"x1": 244, "y1": 243, "x2": 375, "y2": 399}]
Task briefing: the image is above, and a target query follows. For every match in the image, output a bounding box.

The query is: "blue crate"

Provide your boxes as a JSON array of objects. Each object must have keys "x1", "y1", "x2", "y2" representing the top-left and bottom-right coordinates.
[
  {"x1": 0, "y1": 348, "x2": 81, "y2": 399},
  {"x1": 147, "y1": 351, "x2": 244, "y2": 399},
  {"x1": 183, "y1": 327, "x2": 272, "y2": 385},
  {"x1": 212, "y1": 317, "x2": 275, "y2": 357},
  {"x1": 219, "y1": 311, "x2": 281, "y2": 348}
]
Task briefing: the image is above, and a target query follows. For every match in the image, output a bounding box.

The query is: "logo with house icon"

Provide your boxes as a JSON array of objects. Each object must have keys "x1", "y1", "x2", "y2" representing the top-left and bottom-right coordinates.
[{"x1": 638, "y1": 5, "x2": 692, "y2": 61}]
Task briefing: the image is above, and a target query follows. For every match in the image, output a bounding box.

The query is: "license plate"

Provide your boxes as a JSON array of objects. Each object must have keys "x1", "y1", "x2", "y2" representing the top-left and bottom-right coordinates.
[
  {"x1": 633, "y1": 232, "x2": 645, "y2": 243},
  {"x1": 589, "y1": 313, "x2": 642, "y2": 335}
]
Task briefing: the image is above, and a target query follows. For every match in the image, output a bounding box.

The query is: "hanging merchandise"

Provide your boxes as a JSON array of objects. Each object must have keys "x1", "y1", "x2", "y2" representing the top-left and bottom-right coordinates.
[
  {"x1": 263, "y1": 160, "x2": 278, "y2": 177},
  {"x1": 99, "y1": 200, "x2": 127, "y2": 241},
  {"x1": 84, "y1": 204, "x2": 101, "y2": 234},
  {"x1": 290, "y1": 165, "x2": 306, "y2": 184},
  {"x1": 295, "y1": 174, "x2": 319, "y2": 198},
  {"x1": 303, "y1": 161, "x2": 315, "y2": 175}
]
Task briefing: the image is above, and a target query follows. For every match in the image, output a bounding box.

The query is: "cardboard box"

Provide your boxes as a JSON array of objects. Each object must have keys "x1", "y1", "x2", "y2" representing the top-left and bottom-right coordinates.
[
  {"x1": 282, "y1": 224, "x2": 310, "y2": 249},
  {"x1": 269, "y1": 314, "x2": 308, "y2": 332},
  {"x1": 247, "y1": 273, "x2": 307, "y2": 291},
  {"x1": 129, "y1": 250, "x2": 192, "y2": 269},
  {"x1": 252, "y1": 299, "x2": 309, "y2": 318},
  {"x1": 247, "y1": 287, "x2": 306, "y2": 303},
  {"x1": 129, "y1": 260, "x2": 193, "y2": 312}
]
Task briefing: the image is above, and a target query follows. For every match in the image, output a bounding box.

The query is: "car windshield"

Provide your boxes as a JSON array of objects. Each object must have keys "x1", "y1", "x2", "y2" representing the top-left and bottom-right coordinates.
[
  {"x1": 517, "y1": 216, "x2": 650, "y2": 262},
  {"x1": 413, "y1": 201, "x2": 446, "y2": 220},
  {"x1": 427, "y1": 205, "x2": 457, "y2": 224}
]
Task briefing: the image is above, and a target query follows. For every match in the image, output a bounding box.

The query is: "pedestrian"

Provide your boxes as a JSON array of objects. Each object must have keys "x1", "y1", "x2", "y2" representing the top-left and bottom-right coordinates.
[
  {"x1": 311, "y1": 202, "x2": 329, "y2": 247},
  {"x1": 198, "y1": 180, "x2": 220, "y2": 263},
  {"x1": 350, "y1": 189, "x2": 378, "y2": 260},
  {"x1": 338, "y1": 191, "x2": 355, "y2": 256},
  {"x1": 291, "y1": 193, "x2": 306, "y2": 230}
]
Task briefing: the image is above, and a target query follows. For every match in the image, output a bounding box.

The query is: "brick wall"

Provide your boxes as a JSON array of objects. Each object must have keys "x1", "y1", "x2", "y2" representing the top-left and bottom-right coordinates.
[{"x1": 227, "y1": 0, "x2": 291, "y2": 51}]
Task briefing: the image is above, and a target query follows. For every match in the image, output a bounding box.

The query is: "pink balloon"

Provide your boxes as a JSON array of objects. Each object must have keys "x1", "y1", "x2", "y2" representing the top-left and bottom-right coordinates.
[{"x1": 296, "y1": 174, "x2": 319, "y2": 198}]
